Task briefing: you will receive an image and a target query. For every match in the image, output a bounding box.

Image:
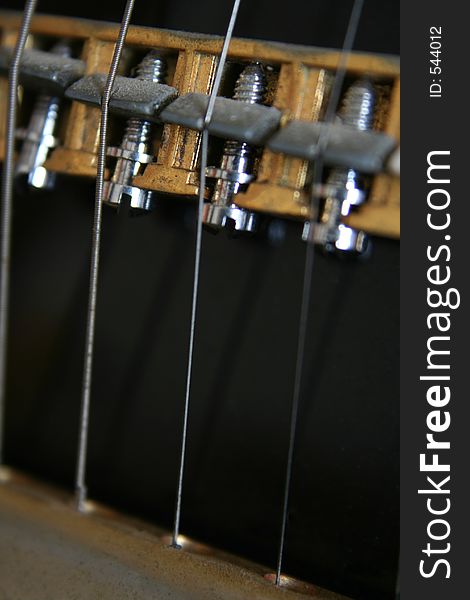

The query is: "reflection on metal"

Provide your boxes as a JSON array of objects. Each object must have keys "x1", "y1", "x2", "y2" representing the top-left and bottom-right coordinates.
[
  {"x1": 303, "y1": 80, "x2": 376, "y2": 255},
  {"x1": 103, "y1": 51, "x2": 167, "y2": 213},
  {"x1": 203, "y1": 62, "x2": 266, "y2": 233},
  {"x1": 16, "y1": 41, "x2": 72, "y2": 190},
  {"x1": 0, "y1": 11, "x2": 401, "y2": 238},
  {"x1": 0, "y1": 470, "x2": 352, "y2": 600}
]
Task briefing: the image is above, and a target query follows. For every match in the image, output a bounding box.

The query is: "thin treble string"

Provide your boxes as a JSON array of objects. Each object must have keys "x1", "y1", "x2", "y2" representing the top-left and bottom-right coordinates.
[
  {"x1": 275, "y1": 0, "x2": 365, "y2": 585},
  {"x1": 75, "y1": 0, "x2": 136, "y2": 511},
  {"x1": 171, "y1": 0, "x2": 242, "y2": 548},
  {"x1": 0, "y1": 0, "x2": 39, "y2": 467}
]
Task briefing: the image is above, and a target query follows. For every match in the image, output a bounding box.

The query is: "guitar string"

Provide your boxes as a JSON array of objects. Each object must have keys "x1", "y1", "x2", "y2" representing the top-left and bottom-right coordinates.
[
  {"x1": 4, "y1": 0, "x2": 373, "y2": 574},
  {"x1": 0, "y1": 0, "x2": 38, "y2": 467},
  {"x1": 75, "y1": 0, "x2": 136, "y2": 511},
  {"x1": 171, "y1": 0, "x2": 242, "y2": 548},
  {"x1": 275, "y1": 0, "x2": 365, "y2": 585},
  {"x1": 395, "y1": 558, "x2": 400, "y2": 599},
  {"x1": 0, "y1": 4, "x2": 394, "y2": 591}
]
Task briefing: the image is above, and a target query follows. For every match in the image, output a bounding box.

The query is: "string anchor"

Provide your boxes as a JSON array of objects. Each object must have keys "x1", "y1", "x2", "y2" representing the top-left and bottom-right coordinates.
[
  {"x1": 103, "y1": 51, "x2": 167, "y2": 214},
  {"x1": 203, "y1": 62, "x2": 266, "y2": 233},
  {"x1": 303, "y1": 79, "x2": 376, "y2": 255}
]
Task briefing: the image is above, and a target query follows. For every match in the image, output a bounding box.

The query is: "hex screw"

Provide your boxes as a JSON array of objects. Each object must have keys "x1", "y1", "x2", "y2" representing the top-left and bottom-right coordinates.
[
  {"x1": 15, "y1": 40, "x2": 71, "y2": 190},
  {"x1": 103, "y1": 51, "x2": 167, "y2": 214},
  {"x1": 203, "y1": 62, "x2": 267, "y2": 233},
  {"x1": 304, "y1": 79, "x2": 376, "y2": 255}
]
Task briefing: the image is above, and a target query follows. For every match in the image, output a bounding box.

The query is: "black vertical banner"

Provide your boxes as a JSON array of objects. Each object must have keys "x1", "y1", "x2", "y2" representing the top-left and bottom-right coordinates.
[{"x1": 401, "y1": 1, "x2": 468, "y2": 598}]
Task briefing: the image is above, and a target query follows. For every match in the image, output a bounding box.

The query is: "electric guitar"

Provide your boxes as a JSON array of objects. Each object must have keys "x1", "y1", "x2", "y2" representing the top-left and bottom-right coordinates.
[{"x1": 0, "y1": 2, "x2": 400, "y2": 599}]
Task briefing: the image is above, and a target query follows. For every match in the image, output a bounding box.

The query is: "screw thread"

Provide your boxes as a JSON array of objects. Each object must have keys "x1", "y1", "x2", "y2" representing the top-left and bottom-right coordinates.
[
  {"x1": 211, "y1": 63, "x2": 267, "y2": 207},
  {"x1": 30, "y1": 40, "x2": 71, "y2": 130},
  {"x1": 232, "y1": 62, "x2": 266, "y2": 104},
  {"x1": 23, "y1": 38, "x2": 72, "y2": 133},
  {"x1": 327, "y1": 80, "x2": 376, "y2": 192},
  {"x1": 28, "y1": 94, "x2": 60, "y2": 133},
  {"x1": 134, "y1": 50, "x2": 167, "y2": 83},
  {"x1": 316, "y1": 80, "x2": 376, "y2": 252},
  {"x1": 50, "y1": 39, "x2": 72, "y2": 59},
  {"x1": 108, "y1": 52, "x2": 167, "y2": 196},
  {"x1": 121, "y1": 53, "x2": 167, "y2": 148},
  {"x1": 339, "y1": 79, "x2": 375, "y2": 131},
  {"x1": 121, "y1": 117, "x2": 152, "y2": 147},
  {"x1": 224, "y1": 63, "x2": 267, "y2": 157},
  {"x1": 15, "y1": 40, "x2": 72, "y2": 188}
]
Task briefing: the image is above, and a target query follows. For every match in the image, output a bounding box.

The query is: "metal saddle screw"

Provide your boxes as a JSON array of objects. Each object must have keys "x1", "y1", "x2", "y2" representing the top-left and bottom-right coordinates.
[
  {"x1": 303, "y1": 79, "x2": 376, "y2": 255},
  {"x1": 15, "y1": 40, "x2": 71, "y2": 190},
  {"x1": 203, "y1": 62, "x2": 267, "y2": 233},
  {"x1": 103, "y1": 51, "x2": 167, "y2": 214}
]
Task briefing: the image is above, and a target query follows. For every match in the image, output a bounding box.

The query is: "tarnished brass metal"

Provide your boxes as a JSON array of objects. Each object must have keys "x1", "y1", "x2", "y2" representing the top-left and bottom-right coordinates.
[
  {"x1": 0, "y1": 11, "x2": 400, "y2": 238},
  {"x1": 0, "y1": 12, "x2": 400, "y2": 75},
  {"x1": 344, "y1": 79, "x2": 400, "y2": 238},
  {"x1": 45, "y1": 38, "x2": 117, "y2": 178},
  {"x1": 0, "y1": 468, "x2": 352, "y2": 600},
  {"x1": 238, "y1": 68, "x2": 400, "y2": 239},
  {"x1": 133, "y1": 50, "x2": 218, "y2": 198},
  {"x1": 236, "y1": 63, "x2": 332, "y2": 220}
]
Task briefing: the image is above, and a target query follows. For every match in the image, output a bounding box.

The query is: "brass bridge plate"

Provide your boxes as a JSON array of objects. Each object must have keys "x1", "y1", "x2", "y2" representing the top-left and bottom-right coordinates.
[{"x1": 0, "y1": 10, "x2": 400, "y2": 238}]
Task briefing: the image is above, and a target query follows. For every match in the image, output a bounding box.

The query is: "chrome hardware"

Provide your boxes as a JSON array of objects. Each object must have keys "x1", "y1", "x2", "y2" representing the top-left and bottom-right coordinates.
[
  {"x1": 103, "y1": 51, "x2": 167, "y2": 213},
  {"x1": 203, "y1": 62, "x2": 267, "y2": 233},
  {"x1": 304, "y1": 79, "x2": 376, "y2": 254},
  {"x1": 15, "y1": 40, "x2": 71, "y2": 190}
]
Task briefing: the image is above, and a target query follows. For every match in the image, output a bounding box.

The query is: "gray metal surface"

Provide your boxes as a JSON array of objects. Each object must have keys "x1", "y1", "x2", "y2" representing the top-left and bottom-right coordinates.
[
  {"x1": 0, "y1": 47, "x2": 85, "y2": 95},
  {"x1": 268, "y1": 120, "x2": 396, "y2": 174},
  {"x1": 65, "y1": 73, "x2": 178, "y2": 121},
  {"x1": 159, "y1": 92, "x2": 282, "y2": 145}
]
